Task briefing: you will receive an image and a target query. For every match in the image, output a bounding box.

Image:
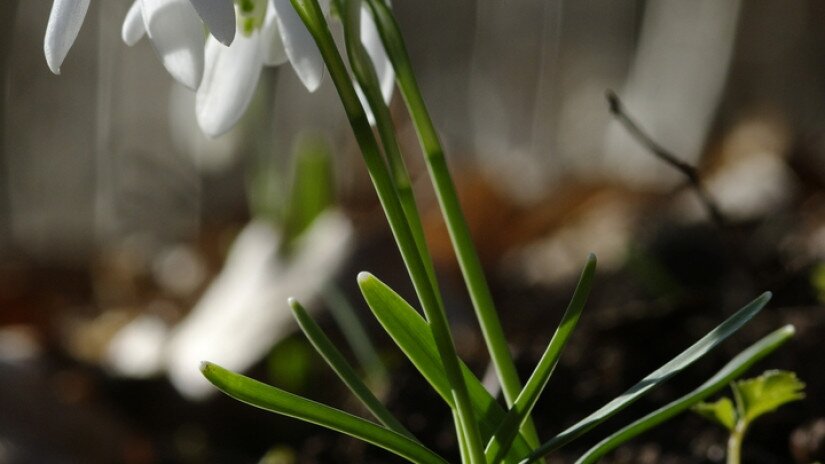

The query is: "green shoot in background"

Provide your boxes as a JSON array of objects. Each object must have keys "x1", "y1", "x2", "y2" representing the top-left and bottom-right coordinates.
[{"x1": 693, "y1": 370, "x2": 805, "y2": 464}]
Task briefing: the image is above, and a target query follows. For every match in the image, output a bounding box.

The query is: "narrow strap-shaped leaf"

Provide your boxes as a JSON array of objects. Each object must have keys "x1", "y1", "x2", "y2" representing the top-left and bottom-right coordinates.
[
  {"x1": 289, "y1": 298, "x2": 415, "y2": 440},
  {"x1": 575, "y1": 325, "x2": 795, "y2": 464},
  {"x1": 358, "y1": 272, "x2": 532, "y2": 463},
  {"x1": 486, "y1": 254, "x2": 597, "y2": 463},
  {"x1": 523, "y1": 291, "x2": 773, "y2": 463},
  {"x1": 200, "y1": 362, "x2": 447, "y2": 464}
]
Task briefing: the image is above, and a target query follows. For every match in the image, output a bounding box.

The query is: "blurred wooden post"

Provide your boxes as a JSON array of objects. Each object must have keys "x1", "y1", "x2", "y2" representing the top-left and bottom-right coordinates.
[{"x1": 0, "y1": 0, "x2": 20, "y2": 255}]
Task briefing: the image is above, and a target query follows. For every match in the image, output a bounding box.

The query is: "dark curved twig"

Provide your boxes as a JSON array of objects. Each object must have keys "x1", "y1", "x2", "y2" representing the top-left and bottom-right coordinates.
[{"x1": 606, "y1": 90, "x2": 728, "y2": 229}]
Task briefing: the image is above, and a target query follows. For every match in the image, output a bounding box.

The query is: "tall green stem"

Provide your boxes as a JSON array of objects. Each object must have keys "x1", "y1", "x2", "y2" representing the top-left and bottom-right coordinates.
[
  {"x1": 334, "y1": 0, "x2": 438, "y2": 294},
  {"x1": 365, "y1": 0, "x2": 539, "y2": 444},
  {"x1": 289, "y1": 1, "x2": 485, "y2": 462},
  {"x1": 727, "y1": 423, "x2": 745, "y2": 464}
]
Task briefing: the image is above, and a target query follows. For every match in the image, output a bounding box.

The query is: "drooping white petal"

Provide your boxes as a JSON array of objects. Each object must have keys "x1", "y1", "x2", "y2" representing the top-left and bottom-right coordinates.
[
  {"x1": 361, "y1": 6, "x2": 394, "y2": 105},
  {"x1": 121, "y1": 1, "x2": 146, "y2": 46},
  {"x1": 189, "y1": 0, "x2": 236, "y2": 46},
  {"x1": 140, "y1": 0, "x2": 205, "y2": 90},
  {"x1": 261, "y1": 0, "x2": 288, "y2": 66},
  {"x1": 197, "y1": 32, "x2": 264, "y2": 137},
  {"x1": 271, "y1": 0, "x2": 325, "y2": 91},
  {"x1": 43, "y1": 0, "x2": 91, "y2": 74}
]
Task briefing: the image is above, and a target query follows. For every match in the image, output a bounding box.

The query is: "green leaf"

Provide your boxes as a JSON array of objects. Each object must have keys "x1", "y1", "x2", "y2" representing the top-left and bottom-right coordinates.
[
  {"x1": 693, "y1": 397, "x2": 737, "y2": 431},
  {"x1": 732, "y1": 370, "x2": 805, "y2": 423},
  {"x1": 486, "y1": 254, "x2": 597, "y2": 463},
  {"x1": 289, "y1": 298, "x2": 415, "y2": 439},
  {"x1": 357, "y1": 272, "x2": 532, "y2": 463},
  {"x1": 523, "y1": 291, "x2": 773, "y2": 462},
  {"x1": 200, "y1": 362, "x2": 447, "y2": 464},
  {"x1": 574, "y1": 325, "x2": 795, "y2": 464}
]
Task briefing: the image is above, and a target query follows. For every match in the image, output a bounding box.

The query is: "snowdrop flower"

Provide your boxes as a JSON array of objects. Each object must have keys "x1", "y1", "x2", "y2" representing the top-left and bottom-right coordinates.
[
  {"x1": 44, "y1": 0, "x2": 235, "y2": 79},
  {"x1": 196, "y1": 0, "x2": 394, "y2": 137},
  {"x1": 195, "y1": 0, "x2": 328, "y2": 136},
  {"x1": 122, "y1": 0, "x2": 237, "y2": 90}
]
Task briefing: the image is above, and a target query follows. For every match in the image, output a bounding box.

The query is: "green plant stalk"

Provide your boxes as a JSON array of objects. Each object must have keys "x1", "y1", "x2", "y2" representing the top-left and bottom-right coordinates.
[
  {"x1": 290, "y1": 1, "x2": 486, "y2": 462},
  {"x1": 201, "y1": 362, "x2": 447, "y2": 464},
  {"x1": 574, "y1": 325, "x2": 795, "y2": 464},
  {"x1": 335, "y1": 0, "x2": 438, "y2": 296},
  {"x1": 727, "y1": 382, "x2": 749, "y2": 464},
  {"x1": 339, "y1": 0, "x2": 475, "y2": 452},
  {"x1": 364, "y1": 0, "x2": 536, "y2": 440},
  {"x1": 290, "y1": 298, "x2": 414, "y2": 439},
  {"x1": 727, "y1": 423, "x2": 745, "y2": 464},
  {"x1": 455, "y1": 411, "x2": 471, "y2": 463}
]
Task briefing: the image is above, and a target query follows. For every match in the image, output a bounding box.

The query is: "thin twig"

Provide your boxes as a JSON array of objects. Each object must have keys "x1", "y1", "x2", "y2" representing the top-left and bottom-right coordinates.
[{"x1": 606, "y1": 90, "x2": 728, "y2": 229}]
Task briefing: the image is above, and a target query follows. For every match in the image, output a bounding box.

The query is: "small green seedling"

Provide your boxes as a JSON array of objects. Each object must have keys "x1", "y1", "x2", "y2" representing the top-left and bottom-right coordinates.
[{"x1": 693, "y1": 370, "x2": 806, "y2": 464}]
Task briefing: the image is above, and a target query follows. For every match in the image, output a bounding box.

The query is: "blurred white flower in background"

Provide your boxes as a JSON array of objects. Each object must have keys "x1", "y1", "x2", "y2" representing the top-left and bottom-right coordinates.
[{"x1": 103, "y1": 211, "x2": 354, "y2": 398}]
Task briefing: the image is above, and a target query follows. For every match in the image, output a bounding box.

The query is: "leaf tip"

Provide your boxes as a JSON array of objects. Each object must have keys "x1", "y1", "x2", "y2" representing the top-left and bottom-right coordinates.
[
  {"x1": 200, "y1": 361, "x2": 214, "y2": 374},
  {"x1": 357, "y1": 271, "x2": 374, "y2": 286},
  {"x1": 781, "y1": 324, "x2": 796, "y2": 337}
]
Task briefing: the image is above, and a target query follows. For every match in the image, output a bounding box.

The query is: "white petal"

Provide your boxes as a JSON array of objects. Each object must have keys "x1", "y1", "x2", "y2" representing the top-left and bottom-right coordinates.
[
  {"x1": 361, "y1": 6, "x2": 394, "y2": 105},
  {"x1": 141, "y1": 0, "x2": 205, "y2": 90},
  {"x1": 189, "y1": 0, "x2": 236, "y2": 46},
  {"x1": 43, "y1": 0, "x2": 91, "y2": 74},
  {"x1": 121, "y1": 1, "x2": 146, "y2": 46},
  {"x1": 261, "y1": 0, "x2": 288, "y2": 66},
  {"x1": 271, "y1": 0, "x2": 324, "y2": 91},
  {"x1": 197, "y1": 32, "x2": 263, "y2": 137}
]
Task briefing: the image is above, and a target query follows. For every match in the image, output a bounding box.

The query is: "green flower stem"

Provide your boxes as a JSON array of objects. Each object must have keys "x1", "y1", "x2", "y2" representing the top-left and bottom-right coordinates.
[
  {"x1": 727, "y1": 423, "x2": 745, "y2": 464},
  {"x1": 335, "y1": 0, "x2": 438, "y2": 294},
  {"x1": 454, "y1": 411, "x2": 470, "y2": 463},
  {"x1": 365, "y1": 0, "x2": 539, "y2": 444},
  {"x1": 289, "y1": 1, "x2": 485, "y2": 462},
  {"x1": 341, "y1": 1, "x2": 482, "y2": 458}
]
